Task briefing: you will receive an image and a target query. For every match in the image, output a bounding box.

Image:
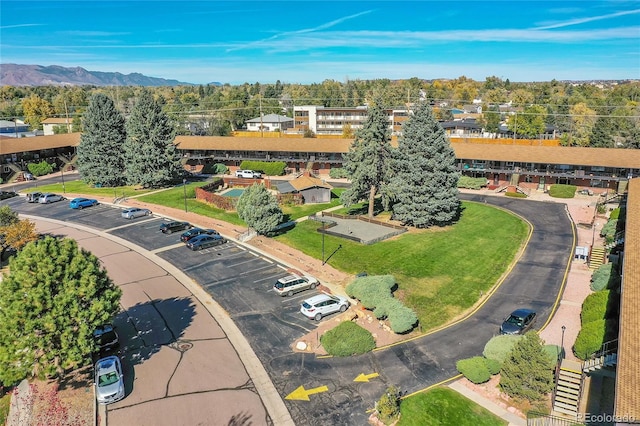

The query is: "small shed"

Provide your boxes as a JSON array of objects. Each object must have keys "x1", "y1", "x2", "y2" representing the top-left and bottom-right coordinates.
[{"x1": 276, "y1": 172, "x2": 333, "y2": 204}]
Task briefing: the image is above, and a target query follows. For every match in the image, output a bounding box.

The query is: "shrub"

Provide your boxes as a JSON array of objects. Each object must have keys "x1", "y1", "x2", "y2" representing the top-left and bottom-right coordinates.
[
  {"x1": 483, "y1": 334, "x2": 523, "y2": 365},
  {"x1": 320, "y1": 321, "x2": 375, "y2": 357},
  {"x1": 500, "y1": 332, "x2": 554, "y2": 401},
  {"x1": 505, "y1": 192, "x2": 527, "y2": 198},
  {"x1": 329, "y1": 168, "x2": 349, "y2": 179},
  {"x1": 346, "y1": 275, "x2": 396, "y2": 309},
  {"x1": 581, "y1": 290, "x2": 610, "y2": 325},
  {"x1": 456, "y1": 357, "x2": 491, "y2": 384},
  {"x1": 484, "y1": 357, "x2": 501, "y2": 375},
  {"x1": 573, "y1": 319, "x2": 606, "y2": 360},
  {"x1": 590, "y1": 263, "x2": 619, "y2": 292},
  {"x1": 548, "y1": 184, "x2": 576, "y2": 198},
  {"x1": 27, "y1": 161, "x2": 54, "y2": 177},
  {"x1": 375, "y1": 386, "x2": 401, "y2": 425},
  {"x1": 599, "y1": 219, "x2": 618, "y2": 243},
  {"x1": 457, "y1": 176, "x2": 487, "y2": 190},
  {"x1": 238, "y1": 160, "x2": 286, "y2": 176},
  {"x1": 388, "y1": 302, "x2": 418, "y2": 334},
  {"x1": 609, "y1": 208, "x2": 620, "y2": 220}
]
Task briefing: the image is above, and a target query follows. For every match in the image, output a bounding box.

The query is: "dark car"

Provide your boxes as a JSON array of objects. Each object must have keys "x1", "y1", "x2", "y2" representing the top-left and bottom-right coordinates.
[
  {"x1": 186, "y1": 234, "x2": 227, "y2": 250},
  {"x1": 180, "y1": 228, "x2": 219, "y2": 243},
  {"x1": 0, "y1": 191, "x2": 18, "y2": 200},
  {"x1": 159, "y1": 221, "x2": 192, "y2": 234},
  {"x1": 500, "y1": 308, "x2": 537, "y2": 335},
  {"x1": 93, "y1": 324, "x2": 119, "y2": 352}
]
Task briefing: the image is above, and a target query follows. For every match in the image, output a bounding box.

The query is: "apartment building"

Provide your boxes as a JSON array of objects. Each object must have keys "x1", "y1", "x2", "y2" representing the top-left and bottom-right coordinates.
[{"x1": 293, "y1": 105, "x2": 409, "y2": 136}]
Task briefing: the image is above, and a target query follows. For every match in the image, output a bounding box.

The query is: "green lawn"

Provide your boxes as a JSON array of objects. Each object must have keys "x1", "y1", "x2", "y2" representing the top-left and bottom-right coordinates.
[
  {"x1": 18, "y1": 180, "x2": 152, "y2": 198},
  {"x1": 275, "y1": 202, "x2": 528, "y2": 330},
  {"x1": 398, "y1": 387, "x2": 507, "y2": 426},
  {"x1": 282, "y1": 189, "x2": 345, "y2": 220}
]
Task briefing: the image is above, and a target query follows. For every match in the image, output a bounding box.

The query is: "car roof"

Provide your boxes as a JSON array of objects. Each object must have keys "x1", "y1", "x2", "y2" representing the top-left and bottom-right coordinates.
[
  {"x1": 303, "y1": 294, "x2": 338, "y2": 304},
  {"x1": 510, "y1": 308, "x2": 535, "y2": 318},
  {"x1": 279, "y1": 274, "x2": 302, "y2": 282},
  {"x1": 96, "y1": 355, "x2": 120, "y2": 371}
]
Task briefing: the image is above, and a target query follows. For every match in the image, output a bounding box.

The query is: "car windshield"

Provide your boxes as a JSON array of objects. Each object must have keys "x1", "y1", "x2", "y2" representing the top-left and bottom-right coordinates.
[
  {"x1": 275, "y1": 281, "x2": 284, "y2": 289},
  {"x1": 302, "y1": 302, "x2": 312, "y2": 309},
  {"x1": 506, "y1": 315, "x2": 524, "y2": 326},
  {"x1": 98, "y1": 371, "x2": 119, "y2": 387},
  {"x1": 95, "y1": 330, "x2": 116, "y2": 345}
]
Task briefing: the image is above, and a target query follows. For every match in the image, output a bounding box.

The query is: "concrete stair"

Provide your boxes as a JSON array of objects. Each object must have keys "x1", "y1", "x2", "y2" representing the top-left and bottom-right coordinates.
[
  {"x1": 552, "y1": 359, "x2": 583, "y2": 418},
  {"x1": 583, "y1": 353, "x2": 618, "y2": 372},
  {"x1": 589, "y1": 247, "x2": 606, "y2": 271}
]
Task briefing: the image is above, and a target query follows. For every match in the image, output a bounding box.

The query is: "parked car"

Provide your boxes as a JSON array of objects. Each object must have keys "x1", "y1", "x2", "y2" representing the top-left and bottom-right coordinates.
[
  {"x1": 69, "y1": 197, "x2": 99, "y2": 209},
  {"x1": 121, "y1": 207, "x2": 152, "y2": 219},
  {"x1": 185, "y1": 234, "x2": 227, "y2": 250},
  {"x1": 94, "y1": 355, "x2": 125, "y2": 404},
  {"x1": 500, "y1": 308, "x2": 537, "y2": 335},
  {"x1": 0, "y1": 191, "x2": 18, "y2": 200},
  {"x1": 159, "y1": 221, "x2": 192, "y2": 234},
  {"x1": 274, "y1": 274, "x2": 319, "y2": 297},
  {"x1": 26, "y1": 192, "x2": 43, "y2": 203},
  {"x1": 93, "y1": 324, "x2": 119, "y2": 352},
  {"x1": 235, "y1": 169, "x2": 260, "y2": 178},
  {"x1": 38, "y1": 193, "x2": 65, "y2": 204},
  {"x1": 300, "y1": 293, "x2": 350, "y2": 321},
  {"x1": 180, "y1": 228, "x2": 219, "y2": 243}
]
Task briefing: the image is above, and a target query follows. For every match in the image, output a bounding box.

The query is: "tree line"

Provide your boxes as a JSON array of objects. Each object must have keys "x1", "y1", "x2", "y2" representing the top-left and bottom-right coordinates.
[{"x1": 1, "y1": 76, "x2": 639, "y2": 148}]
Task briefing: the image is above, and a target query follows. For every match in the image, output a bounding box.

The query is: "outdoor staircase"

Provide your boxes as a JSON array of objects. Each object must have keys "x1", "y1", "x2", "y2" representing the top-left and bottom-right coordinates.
[
  {"x1": 583, "y1": 353, "x2": 618, "y2": 372},
  {"x1": 553, "y1": 359, "x2": 583, "y2": 418},
  {"x1": 588, "y1": 247, "x2": 606, "y2": 270}
]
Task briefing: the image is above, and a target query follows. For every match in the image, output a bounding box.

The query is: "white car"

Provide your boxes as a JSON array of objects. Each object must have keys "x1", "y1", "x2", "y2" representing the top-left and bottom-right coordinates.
[
  {"x1": 300, "y1": 294, "x2": 350, "y2": 321},
  {"x1": 38, "y1": 193, "x2": 65, "y2": 204},
  {"x1": 235, "y1": 169, "x2": 260, "y2": 178},
  {"x1": 274, "y1": 274, "x2": 319, "y2": 297},
  {"x1": 94, "y1": 355, "x2": 125, "y2": 404},
  {"x1": 121, "y1": 207, "x2": 152, "y2": 219}
]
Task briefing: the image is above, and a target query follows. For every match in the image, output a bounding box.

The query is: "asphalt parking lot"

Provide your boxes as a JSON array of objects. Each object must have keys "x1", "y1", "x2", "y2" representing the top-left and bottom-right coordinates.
[{"x1": 3, "y1": 190, "x2": 575, "y2": 426}]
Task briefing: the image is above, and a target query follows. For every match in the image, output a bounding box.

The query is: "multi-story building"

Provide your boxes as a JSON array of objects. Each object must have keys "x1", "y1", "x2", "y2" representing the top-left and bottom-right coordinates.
[{"x1": 293, "y1": 105, "x2": 410, "y2": 136}]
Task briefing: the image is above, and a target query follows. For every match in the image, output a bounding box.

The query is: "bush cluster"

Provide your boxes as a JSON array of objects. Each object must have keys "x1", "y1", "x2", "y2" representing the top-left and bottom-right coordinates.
[
  {"x1": 483, "y1": 334, "x2": 523, "y2": 365},
  {"x1": 346, "y1": 275, "x2": 418, "y2": 333},
  {"x1": 238, "y1": 160, "x2": 286, "y2": 176},
  {"x1": 590, "y1": 263, "x2": 620, "y2": 292},
  {"x1": 201, "y1": 163, "x2": 228, "y2": 175},
  {"x1": 27, "y1": 161, "x2": 54, "y2": 177},
  {"x1": 599, "y1": 219, "x2": 618, "y2": 243},
  {"x1": 581, "y1": 290, "x2": 610, "y2": 324},
  {"x1": 375, "y1": 386, "x2": 401, "y2": 424},
  {"x1": 457, "y1": 176, "x2": 487, "y2": 190},
  {"x1": 505, "y1": 192, "x2": 527, "y2": 198},
  {"x1": 456, "y1": 356, "x2": 499, "y2": 384},
  {"x1": 574, "y1": 319, "x2": 607, "y2": 360},
  {"x1": 320, "y1": 321, "x2": 375, "y2": 356}
]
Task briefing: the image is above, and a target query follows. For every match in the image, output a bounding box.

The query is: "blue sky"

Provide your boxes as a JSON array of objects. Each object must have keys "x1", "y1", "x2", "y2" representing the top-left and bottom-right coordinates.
[{"x1": 1, "y1": 1, "x2": 639, "y2": 84}]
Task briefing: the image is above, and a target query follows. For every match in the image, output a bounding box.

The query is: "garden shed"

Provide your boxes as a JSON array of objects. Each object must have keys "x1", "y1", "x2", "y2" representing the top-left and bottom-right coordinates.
[{"x1": 276, "y1": 172, "x2": 333, "y2": 204}]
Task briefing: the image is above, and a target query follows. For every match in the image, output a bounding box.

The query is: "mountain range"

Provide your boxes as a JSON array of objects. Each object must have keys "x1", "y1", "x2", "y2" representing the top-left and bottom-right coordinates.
[{"x1": 0, "y1": 64, "x2": 211, "y2": 86}]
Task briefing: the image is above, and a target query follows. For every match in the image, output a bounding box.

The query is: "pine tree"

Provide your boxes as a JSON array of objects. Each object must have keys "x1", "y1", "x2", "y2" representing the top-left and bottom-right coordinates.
[
  {"x1": 390, "y1": 102, "x2": 460, "y2": 227},
  {"x1": 340, "y1": 100, "x2": 393, "y2": 217},
  {"x1": 124, "y1": 89, "x2": 183, "y2": 188},
  {"x1": 236, "y1": 184, "x2": 283, "y2": 235},
  {"x1": 76, "y1": 93, "x2": 127, "y2": 186},
  {"x1": 499, "y1": 331, "x2": 554, "y2": 402},
  {"x1": 0, "y1": 237, "x2": 122, "y2": 386}
]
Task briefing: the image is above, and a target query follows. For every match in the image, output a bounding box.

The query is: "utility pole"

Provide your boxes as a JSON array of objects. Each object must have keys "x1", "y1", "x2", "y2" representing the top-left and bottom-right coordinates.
[{"x1": 259, "y1": 94, "x2": 264, "y2": 138}]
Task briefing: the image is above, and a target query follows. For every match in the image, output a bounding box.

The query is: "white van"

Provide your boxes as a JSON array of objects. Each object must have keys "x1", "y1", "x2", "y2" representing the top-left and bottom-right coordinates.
[{"x1": 235, "y1": 170, "x2": 260, "y2": 178}]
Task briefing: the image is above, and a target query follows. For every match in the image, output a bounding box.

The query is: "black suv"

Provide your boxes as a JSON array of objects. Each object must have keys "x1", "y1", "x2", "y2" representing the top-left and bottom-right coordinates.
[
  {"x1": 159, "y1": 221, "x2": 192, "y2": 234},
  {"x1": 180, "y1": 227, "x2": 219, "y2": 242},
  {"x1": 0, "y1": 191, "x2": 18, "y2": 200}
]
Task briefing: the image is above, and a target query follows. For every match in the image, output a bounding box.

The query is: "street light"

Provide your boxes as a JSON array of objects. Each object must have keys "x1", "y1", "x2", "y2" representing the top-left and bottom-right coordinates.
[
  {"x1": 183, "y1": 178, "x2": 188, "y2": 212},
  {"x1": 60, "y1": 164, "x2": 66, "y2": 194},
  {"x1": 560, "y1": 325, "x2": 566, "y2": 359}
]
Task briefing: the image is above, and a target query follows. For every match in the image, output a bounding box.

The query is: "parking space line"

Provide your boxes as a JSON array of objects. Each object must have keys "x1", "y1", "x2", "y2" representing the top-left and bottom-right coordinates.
[
  {"x1": 151, "y1": 242, "x2": 186, "y2": 254},
  {"x1": 104, "y1": 217, "x2": 158, "y2": 232},
  {"x1": 253, "y1": 272, "x2": 285, "y2": 284}
]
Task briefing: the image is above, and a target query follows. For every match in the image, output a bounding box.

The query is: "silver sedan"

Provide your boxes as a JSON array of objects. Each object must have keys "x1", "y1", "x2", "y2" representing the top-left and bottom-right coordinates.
[{"x1": 121, "y1": 207, "x2": 152, "y2": 219}]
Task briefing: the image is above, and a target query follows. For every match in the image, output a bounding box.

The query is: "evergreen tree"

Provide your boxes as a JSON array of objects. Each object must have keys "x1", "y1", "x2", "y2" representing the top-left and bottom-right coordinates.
[
  {"x1": 390, "y1": 102, "x2": 460, "y2": 228},
  {"x1": 77, "y1": 93, "x2": 126, "y2": 186},
  {"x1": 0, "y1": 237, "x2": 122, "y2": 385},
  {"x1": 124, "y1": 89, "x2": 183, "y2": 188},
  {"x1": 499, "y1": 331, "x2": 554, "y2": 402},
  {"x1": 236, "y1": 184, "x2": 283, "y2": 235},
  {"x1": 340, "y1": 100, "x2": 393, "y2": 217}
]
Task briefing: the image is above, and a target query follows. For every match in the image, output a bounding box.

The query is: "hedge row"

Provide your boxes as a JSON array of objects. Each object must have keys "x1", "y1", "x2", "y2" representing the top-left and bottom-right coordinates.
[
  {"x1": 346, "y1": 275, "x2": 418, "y2": 334},
  {"x1": 590, "y1": 263, "x2": 620, "y2": 292},
  {"x1": 581, "y1": 290, "x2": 610, "y2": 325},
  {"x1": 201, "y1": 163, "x2": 228, "y2": 175},
  {"x1": 239, "y1": 160, "x2": 286, "y2": 176},
  {"x1": 457, "y1": 176, "x2": 487, "y2": 190}
]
